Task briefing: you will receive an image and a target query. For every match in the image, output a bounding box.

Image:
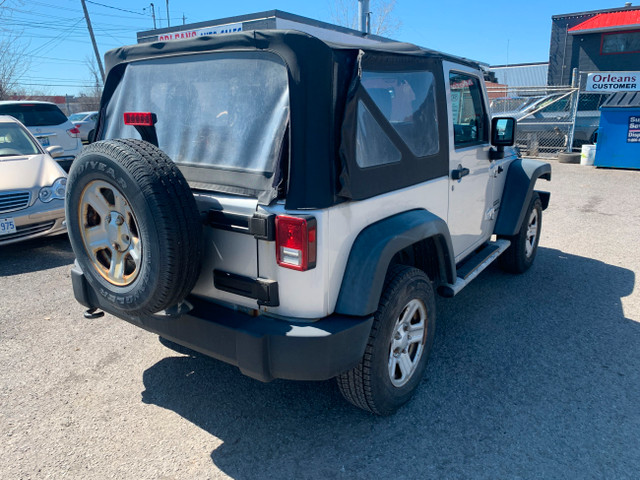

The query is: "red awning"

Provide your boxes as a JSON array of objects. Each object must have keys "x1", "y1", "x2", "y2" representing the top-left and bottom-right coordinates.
[{"x1": 568, "y1": 10, "x2": 640, "y2": 34}]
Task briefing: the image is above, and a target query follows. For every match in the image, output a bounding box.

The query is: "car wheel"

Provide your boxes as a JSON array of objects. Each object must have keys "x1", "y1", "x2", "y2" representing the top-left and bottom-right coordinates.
[
  {"x1": 337, "y1": 265, "x2": 435, "y2": 415},
  {"x1": 66, "y1": 138, "x2": 203, "y2": 315},
  {"x1": 499, "y1": 193, "x2": 542, "y2": 274}
]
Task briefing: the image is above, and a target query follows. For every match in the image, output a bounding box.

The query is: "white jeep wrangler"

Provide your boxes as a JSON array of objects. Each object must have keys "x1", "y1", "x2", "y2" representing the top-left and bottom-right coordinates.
[{"x1": 66, "y1": 31, "x2": 551, "y2": 415}]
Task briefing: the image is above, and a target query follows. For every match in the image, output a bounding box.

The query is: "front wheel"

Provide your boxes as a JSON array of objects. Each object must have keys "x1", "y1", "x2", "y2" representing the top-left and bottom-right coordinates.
[
  {"x1": 499, "y1": 193, "x2": 542, "y2": 273},
  {"x1": 337, "y1": 265, "x2": 436, "y2": 415}
]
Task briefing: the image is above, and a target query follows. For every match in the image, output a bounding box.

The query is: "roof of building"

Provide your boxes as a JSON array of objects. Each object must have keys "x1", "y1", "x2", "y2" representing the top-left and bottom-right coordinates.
[
  {"x1": 601, "y1": 91, "x2": 640, "y2": 108},
  {"x1": 489, "y1": 63, "x2": 549, "y2": 87},
  {"x1": 553, "y1": 5, "x2": 640, "y2": 20},
  {"x1": 568, "y1": 9, "x2": 640, "y2": 34}
]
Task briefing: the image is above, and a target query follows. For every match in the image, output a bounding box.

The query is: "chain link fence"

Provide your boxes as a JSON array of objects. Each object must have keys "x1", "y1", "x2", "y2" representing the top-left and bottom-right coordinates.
[{"x1": 488, "y1": 80, "x2": 609, "y2": 158}]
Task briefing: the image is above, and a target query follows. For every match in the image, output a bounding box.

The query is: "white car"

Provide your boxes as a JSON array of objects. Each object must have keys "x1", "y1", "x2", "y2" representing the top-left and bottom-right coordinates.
[
  {"x1": 0, "y1": 101, "x2": 82, "y2": 172},
  {"x1": 0, "y1": 115, "x2": 67, "y2": 245},
  {"x1": 68, "y1": 111, "x2": 98, "y2": 142},
  {"x1": 66, "y1": 32, "x2": 551, "y2": 415}
]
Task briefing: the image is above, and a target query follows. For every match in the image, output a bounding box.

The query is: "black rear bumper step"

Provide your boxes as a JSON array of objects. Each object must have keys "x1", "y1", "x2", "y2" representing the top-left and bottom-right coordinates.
[{"x1": 71, "y1": 265, "x2": 373, "y2": 382}]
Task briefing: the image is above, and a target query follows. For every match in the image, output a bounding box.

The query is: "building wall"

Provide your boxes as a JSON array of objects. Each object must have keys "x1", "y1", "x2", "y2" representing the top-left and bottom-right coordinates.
[
  {"x1": 490, "y1": 63, "x2": 549, "y2": 87},
  {"x1": 549, "y1": 7, "x2": 640, "y2": 86},
  {"x1": 548, "y1": 14, "x2": 594, "y2": 85},
  {"x1": 574, "y1": 31, "x2": 640, "y2": 79}
]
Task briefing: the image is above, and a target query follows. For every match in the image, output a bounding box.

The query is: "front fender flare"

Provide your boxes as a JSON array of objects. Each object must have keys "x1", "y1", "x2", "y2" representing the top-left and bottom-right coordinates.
[
  {"x1": 494, "y1": 159, "x2": 551, "y2": 236},
  {"x1": 335, "y1": 209, "x2": 455, "y2": 317}
]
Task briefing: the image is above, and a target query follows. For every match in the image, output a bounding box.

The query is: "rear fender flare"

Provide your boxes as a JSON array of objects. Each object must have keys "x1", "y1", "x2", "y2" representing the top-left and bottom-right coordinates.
[
  {"x1": 494, "y1": 159, "x2": 551, "y2": 236},
  {"x1": 335, "y1": 209, "x2": 455, "y2": 317}
]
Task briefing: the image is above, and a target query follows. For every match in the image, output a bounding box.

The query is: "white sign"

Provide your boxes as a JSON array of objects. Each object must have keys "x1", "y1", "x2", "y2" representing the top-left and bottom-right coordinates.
[
  {"x1": 451, "y1": 91, "x2": 461, "y2": 123},
  {"x1": 585, "y1": 72, "x2": 640, "y2": 92},
  {"x1": 158, "y1": 23, "x2": 243, "y2": 41}
]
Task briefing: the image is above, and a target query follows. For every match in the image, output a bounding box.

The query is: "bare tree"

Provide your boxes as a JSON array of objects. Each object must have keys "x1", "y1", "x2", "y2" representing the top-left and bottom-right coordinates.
[
  {"x1": 328, "y1": 0, "x2": 402, "y2": 37},
  {"x1": 76, "y1": 56, "x2": 103, "y2": 111},
  {"x1": 0, "y1": 1, "x2": 30, "y2": 99}
]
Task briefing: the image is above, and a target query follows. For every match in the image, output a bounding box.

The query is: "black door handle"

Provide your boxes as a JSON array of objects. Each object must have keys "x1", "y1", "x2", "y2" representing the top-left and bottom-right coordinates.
[
  {"x1": 451, "y1": 167, "x2": 470, "y2": 180},
  {"x1": 497, "y1": 165, "x2": 504, "y2": 174}
]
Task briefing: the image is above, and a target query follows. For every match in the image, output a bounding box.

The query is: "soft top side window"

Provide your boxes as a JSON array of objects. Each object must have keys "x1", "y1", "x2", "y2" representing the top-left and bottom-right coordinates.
[{"x1": 360, "y1": 69, "x2": 439, "y2": 159}]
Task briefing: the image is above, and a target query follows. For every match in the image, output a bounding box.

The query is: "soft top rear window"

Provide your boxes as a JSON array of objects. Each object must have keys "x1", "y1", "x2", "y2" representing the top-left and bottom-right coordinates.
[
  {"x1": 103, "y1": 52, "x2": 290, "y2": 203},
  {"x1": 0, "y1": 104, "x2": 68, "y2": 127}
]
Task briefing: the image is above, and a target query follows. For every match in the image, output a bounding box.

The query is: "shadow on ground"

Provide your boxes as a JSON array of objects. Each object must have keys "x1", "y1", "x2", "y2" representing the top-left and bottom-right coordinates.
[
  {"x1": 141, "y1": 247, "x2": 639, "y2": 478},
  {"x1": 0, "y1": 234, "x2": 74, "y2": 276}
]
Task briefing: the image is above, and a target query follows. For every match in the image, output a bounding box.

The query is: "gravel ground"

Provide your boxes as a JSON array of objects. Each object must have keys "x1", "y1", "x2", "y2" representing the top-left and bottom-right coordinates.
[{"x1": 1, "y1": 162, "x2": 639, "y2": 479}]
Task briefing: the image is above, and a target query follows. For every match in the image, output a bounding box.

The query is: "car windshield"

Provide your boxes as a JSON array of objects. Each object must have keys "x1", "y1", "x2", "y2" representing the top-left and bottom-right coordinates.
[
  {"x1": 68, "y1": 113, "x2": 88, "y2": 122},
  {"x1": 0, "y1": 123, "x2": 41, "y2": 156},
  {"x1": 0, "y1": 104, "x2": 68, "y2": 126},
  {"x1": 103, "y1": 52, "x2": 290, "y2": 199}
]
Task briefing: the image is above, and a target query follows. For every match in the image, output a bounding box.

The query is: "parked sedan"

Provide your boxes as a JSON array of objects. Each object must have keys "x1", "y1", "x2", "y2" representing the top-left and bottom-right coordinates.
[
  {"x1": 0, "y1": 115, "x2": 67, "y2": 246},
  {"x1": 0, "y1": 101, "x2": 82, "y2": 172},
  {"x1": 68, "y1": 111, "x2": 98, "y2": 142}
]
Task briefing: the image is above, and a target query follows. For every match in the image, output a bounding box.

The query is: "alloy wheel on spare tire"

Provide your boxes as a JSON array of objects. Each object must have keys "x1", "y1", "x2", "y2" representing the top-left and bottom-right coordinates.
[{"x1": 66, "y1": 138, "x2": 203, "y2": 315}]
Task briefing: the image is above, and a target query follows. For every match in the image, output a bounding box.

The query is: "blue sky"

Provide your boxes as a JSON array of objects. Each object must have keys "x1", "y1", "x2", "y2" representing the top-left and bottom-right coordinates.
[{"x1": 2, "y1": 0, "x2": 630, "y2": 95}]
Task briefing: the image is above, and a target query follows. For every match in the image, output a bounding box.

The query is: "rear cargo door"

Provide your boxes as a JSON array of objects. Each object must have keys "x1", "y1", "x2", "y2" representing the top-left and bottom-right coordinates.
[{"x1": 190, "y1": 193, "x2": 262, "y2": 309}]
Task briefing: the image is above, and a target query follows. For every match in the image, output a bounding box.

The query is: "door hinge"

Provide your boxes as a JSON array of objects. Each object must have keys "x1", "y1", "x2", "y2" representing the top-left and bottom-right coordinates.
[{"x1": 485, "y1": 207, "x2": 497, "y2": 220}]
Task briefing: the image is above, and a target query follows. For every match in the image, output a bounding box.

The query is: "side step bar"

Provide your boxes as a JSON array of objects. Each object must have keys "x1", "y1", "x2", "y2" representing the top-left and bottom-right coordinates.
[{"x1": 439, "y1": 239, "x2": 511, "y2": 297}]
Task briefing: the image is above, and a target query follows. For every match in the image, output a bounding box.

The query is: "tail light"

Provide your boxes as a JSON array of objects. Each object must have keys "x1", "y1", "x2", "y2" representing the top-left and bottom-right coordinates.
[
  {"x1": 67, "y1": 127, "x2": 80, "y2": 138},
  {"x1": 124, "y1": 112, "x2": 156, "y2": 126},
  {"x1": 275, "y1": 215, "x2": 317, "y2": 271}
]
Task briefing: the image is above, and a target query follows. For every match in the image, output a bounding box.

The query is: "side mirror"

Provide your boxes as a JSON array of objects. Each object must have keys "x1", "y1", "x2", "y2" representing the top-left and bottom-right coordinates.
[
  {"x1": 491, "y1": 117, "x2": 516, "y2": 147},
  {"x1": 46, "y1": 145, "x2": 65, "y2": 159}
]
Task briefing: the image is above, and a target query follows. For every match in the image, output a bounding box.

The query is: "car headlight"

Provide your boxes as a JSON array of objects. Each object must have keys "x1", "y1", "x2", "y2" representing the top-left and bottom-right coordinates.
[{"x1": 39, "y1": 177, "x2": 67, "y2": 203}]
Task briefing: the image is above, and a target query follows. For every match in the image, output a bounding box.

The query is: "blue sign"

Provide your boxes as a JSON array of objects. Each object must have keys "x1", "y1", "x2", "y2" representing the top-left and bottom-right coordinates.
[{"x1": 629, "y1": 116, "x2": 640, "y2": 143}]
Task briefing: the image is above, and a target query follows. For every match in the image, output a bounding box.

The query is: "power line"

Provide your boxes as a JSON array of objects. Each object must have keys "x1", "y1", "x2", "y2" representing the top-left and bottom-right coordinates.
[
  {"x1": 26, "y1": 17, "x2": 85, "y2": 57},
  {"x1": 6, "y1": 3, "x2": 149, "y2": 21},
  {"x1": 17, "y1": 83, "x2": 98, "y2": 87},
  {"x1": 85, "y1": 0, "x2": 145, "y2": 16}
]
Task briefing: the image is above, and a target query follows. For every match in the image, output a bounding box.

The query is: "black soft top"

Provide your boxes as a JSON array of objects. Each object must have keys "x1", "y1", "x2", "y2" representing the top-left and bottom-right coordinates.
[
  {"x1": 104, "y1": 30, "x2": 480, "y2": 72},
  {"x1": 101, "y1": 31, "x2": 477, "y2": 208}
]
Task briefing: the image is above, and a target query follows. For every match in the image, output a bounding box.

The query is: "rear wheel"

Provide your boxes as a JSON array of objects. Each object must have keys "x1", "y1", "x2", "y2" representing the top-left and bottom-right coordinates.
[{"x1": 337, "y1": 265, "x2": 435, "y2": 415}]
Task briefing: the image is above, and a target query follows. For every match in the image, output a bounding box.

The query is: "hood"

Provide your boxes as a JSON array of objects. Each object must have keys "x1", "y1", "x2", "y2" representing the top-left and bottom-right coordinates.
[{"x1": 0, "y1": 153, "x2": 66, "y2": 193}]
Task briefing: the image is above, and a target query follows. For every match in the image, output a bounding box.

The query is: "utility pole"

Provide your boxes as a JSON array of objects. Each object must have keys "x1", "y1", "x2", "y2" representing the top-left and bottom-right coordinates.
[
  {"x1": 166, "y1": 0, "x2": 170, "y2": 27},
  {"x1": 150, "y1": 3, "x2": 157, "y2": 29},
  {"x1": 80, "y1": 0, "x2": 105, "y2": 82},
  {"x1": 358, "y1": 0, "x2": 371, "y2": 34},
  {"x1": 182, "y1": 13, "x2": 186, "y2": 25}
]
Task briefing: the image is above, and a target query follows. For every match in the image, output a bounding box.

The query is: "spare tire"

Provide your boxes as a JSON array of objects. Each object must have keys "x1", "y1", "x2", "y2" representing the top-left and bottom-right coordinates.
[{"x1": 66, "y1": 139, "x2": 203, "y2": 315}]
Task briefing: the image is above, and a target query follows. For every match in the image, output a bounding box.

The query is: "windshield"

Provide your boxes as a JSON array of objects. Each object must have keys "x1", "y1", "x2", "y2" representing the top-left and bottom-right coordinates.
[
  {"x1": 0, "y1": 123, "x2": 41, "y2": 156},
  {"x1": 68, "y1": 113, "x2": 87, "y2": 122},
  {"x1": 0, "y1": 103, "x2": 68, "y2": 126},
  {"x1": 104, "y1": 52, "x2": 290, "y2": 201}
]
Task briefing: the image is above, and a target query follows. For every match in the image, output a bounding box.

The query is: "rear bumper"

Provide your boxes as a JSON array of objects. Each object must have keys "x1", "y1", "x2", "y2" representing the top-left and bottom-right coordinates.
[{"x1": 71, "y1": 266, "x2": 373, "y2": 382}]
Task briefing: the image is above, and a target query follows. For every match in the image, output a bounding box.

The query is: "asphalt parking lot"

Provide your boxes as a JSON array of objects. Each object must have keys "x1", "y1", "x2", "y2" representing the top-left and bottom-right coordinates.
[{"x1": 1, "y1": 162, "x2": 639, "y2": 479}]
